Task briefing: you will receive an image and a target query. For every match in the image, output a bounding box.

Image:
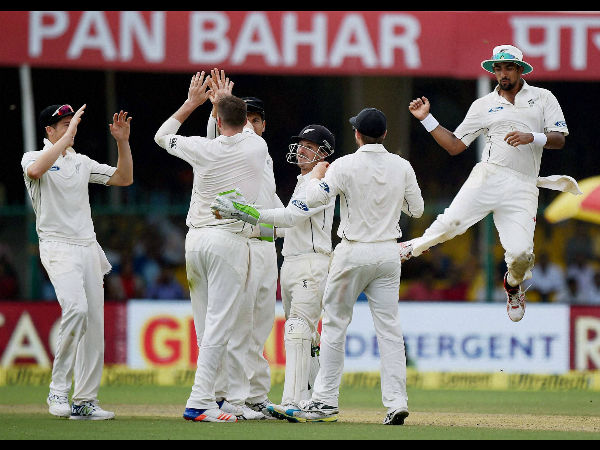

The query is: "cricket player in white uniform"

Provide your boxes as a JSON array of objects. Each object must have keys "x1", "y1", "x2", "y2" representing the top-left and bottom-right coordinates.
[
  {"x1": 211, "y1": 124, "x2": 336, "y2": 418},
  {"x1": 204, "y1": 69, "x2": 283, "y2": 420},
  {"x1": 154, "y1": 72, "x2": 268, "y2": 423},
  {"x1": 265, "y1": 108, "x2": 423, "y2": 425},
  {"x1": 22, "y1": 103, "x2": 134, "y2": 420},
  {"x1": 402, "y1": 44, "x2": 580, "y2": 322}
]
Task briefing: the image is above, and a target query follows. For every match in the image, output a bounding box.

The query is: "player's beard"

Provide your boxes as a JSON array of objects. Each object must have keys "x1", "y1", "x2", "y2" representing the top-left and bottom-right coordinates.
[{"x1": 499, "y1": 78, "x2": 515, "y2": 91}]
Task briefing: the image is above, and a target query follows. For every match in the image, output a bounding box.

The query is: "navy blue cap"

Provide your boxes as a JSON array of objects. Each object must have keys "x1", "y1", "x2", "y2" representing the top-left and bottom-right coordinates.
[
  {"x1": 241, "y1": 97, "x2": 265, "y2": 119},
  {"x1": 349, "y1": 108, "x2": 387, "y2": 138}
]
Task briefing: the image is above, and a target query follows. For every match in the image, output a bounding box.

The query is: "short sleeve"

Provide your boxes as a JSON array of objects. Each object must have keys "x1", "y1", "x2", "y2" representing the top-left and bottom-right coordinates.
[
  {"x1": 453, "y1": 100, "x2": 485, "y2": 147},
  {"x1": 542, "y1": 90, "x2": 569, "y2": 136},
  {"x1": 86, "y1": 156, "x2": 117, "y2": 185},
  {"x1": 21, "y1": 152, "x2": 38, "y2": 181}
]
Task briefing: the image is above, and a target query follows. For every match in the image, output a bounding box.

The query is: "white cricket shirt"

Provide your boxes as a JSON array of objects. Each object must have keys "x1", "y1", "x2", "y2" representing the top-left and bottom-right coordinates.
[
  {"x1": 259, "y1": 172, "x2": 335, "y2": 257},
  {"x1": 155, "y1": 117, "x2": 267, "y2": 237},
  {"x1": 305, "y1": 144, "x2": 423, "y2": 243},
  {"x1": 206, "y1": 115, "x2": 284, "y2": 239},
  {"x1": 454, "y1": 80, "x2": 569, "y2": 179},
  {"x1": 21, "y1": 139, "x2": 116, "y2": 244}
]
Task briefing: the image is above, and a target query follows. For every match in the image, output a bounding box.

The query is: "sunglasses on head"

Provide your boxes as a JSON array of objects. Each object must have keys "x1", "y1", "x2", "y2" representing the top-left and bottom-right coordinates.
[{"x1": 52, "y1": 104, "x2": 74, "y2": 117}]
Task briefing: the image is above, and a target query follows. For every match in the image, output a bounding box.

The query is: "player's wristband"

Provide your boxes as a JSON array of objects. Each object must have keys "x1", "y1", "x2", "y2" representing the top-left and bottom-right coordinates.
[
  {"x1": 420, "y1": 114, "x2": 439, "y2": 132},
  {"x1": 531, "y1": 132, "x2": 548, "y2": 147}
]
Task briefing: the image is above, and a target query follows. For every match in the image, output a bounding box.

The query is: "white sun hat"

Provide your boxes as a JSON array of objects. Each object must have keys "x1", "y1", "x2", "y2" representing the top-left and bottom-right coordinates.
[{"x1": 481, "y1": 44, "x2": 533, "y2": 75}]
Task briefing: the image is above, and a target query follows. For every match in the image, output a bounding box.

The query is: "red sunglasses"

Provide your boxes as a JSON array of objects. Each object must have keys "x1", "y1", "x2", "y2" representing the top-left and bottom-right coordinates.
[{"x1": 52, "y1": 104, "x2": 74, "y2": 117}]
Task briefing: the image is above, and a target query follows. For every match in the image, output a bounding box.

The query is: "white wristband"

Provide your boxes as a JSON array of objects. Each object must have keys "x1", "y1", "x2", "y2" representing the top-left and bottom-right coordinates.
[
  {"x1": 420, "y1": 114, "x2": 439, "y2": 133},
  {"x1": 532, "y1": 132, "x2": 548, "y2": 147}
]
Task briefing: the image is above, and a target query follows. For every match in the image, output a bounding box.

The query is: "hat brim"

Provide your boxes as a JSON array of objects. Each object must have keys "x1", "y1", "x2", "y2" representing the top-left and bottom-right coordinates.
[{"x1": 481, "y1": 59, "x2": 533, "y2": 75}]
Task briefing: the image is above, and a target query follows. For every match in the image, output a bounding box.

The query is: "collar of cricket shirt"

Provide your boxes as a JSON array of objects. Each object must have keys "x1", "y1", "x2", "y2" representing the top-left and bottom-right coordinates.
[
  {"x1": 494, "y1": 79, "x2": 533, "y2": 107},
  {"x1": 43, "y1": 138, "x2": 76, "y2": 156},
  {"x1": 357, "y1": 143, "x2": 387, "y2": 153}
]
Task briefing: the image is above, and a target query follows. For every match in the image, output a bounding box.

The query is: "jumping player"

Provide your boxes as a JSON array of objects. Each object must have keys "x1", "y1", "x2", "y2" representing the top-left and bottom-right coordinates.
[{"x1": 402, "y1": 44, "x2": 578, "y2": 322}]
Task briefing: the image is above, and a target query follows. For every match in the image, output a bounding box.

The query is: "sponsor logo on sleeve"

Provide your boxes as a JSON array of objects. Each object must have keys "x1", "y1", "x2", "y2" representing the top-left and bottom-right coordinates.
[
  {"x1": 169, "y1": 137, "x2": 177, "y2": 149},
  {"x1": 488, "y1": 106, "x2": 504, "y2": 113},
  {"x1": 291, "y1": 199, "x2": 309, "y2": 211},
  {"x1": 319, "y1": 181, "x2": 330, "y2": 193},
  {"x1": 554, "y1": 121, "x2": 567, "y2": 127}
]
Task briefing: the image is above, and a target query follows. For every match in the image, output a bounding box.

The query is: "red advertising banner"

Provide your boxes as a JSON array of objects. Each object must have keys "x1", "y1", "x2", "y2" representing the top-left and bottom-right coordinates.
[
  {"x1": 1, "y1": 11, "x2": 600, "y2": 80},
  {"x1": 570, "y1": 306, "x2": 600, "y2": 371},
  {"x1": 0, "y1": 301, "x2": 127, "y2": 366}
]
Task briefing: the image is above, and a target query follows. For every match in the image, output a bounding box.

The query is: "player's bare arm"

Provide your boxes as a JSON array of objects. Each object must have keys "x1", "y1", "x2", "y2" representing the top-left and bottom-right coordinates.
[
  {"x1": 409, "y1": 96, "x2": 467, "y2": 156},
  {"x1": 107, "y1": 110, "x2": 134, "y2": 186},
  {"x1": 171, "y1": 71, "x2": 212, "y2": 124},
  {"x1": 504, "y1": 130, "x2": 565, "y2": 149},
  {"x1": 27, "y1": 104, "x2": 86, "y2": 180}
]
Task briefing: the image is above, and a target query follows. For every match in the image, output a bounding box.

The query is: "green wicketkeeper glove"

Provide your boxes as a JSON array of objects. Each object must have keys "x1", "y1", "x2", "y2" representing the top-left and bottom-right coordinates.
[{"x1": 210, "y1": 190, "x2": 260, "y2": 225}]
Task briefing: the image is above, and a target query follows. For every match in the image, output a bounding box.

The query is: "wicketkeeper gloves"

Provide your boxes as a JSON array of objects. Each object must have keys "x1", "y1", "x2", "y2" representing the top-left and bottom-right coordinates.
[{"x1": 210, "y1": 189, "x2": 260, "y2": 225}]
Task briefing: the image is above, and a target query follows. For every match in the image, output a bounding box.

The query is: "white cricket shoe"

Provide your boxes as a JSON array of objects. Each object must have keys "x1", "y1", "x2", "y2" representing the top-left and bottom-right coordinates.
[
  {"x1": 276, "y1": 400, "x2": 338, "y2": 423},
  {"x1": 69, "y1": 401, "x2": 115, "y2": 420},
  {"x1": 47, "y1": 393, "x2": 70, "y2": 418},
  {"x1": 383, "y1": 408, "x2": 409, "y2": 425},
  {"x1": 246, "y1": 399, "x2": 278, "y2": 419},
  {"x1": 219, "y1": 400, "x2": 243, "y2": 415},
  {"x1": 237, "y1": 404, "x2": 266, "y2": 420},
  {"x1": 183, "y1": 407, "x2": 237, "y2": 423},
  {"x1": 504, "y1": 272, "x2": 526, "y2": 322},
  {"x1": 268, "y1": 402, "x2": 301, "y2": 421}
]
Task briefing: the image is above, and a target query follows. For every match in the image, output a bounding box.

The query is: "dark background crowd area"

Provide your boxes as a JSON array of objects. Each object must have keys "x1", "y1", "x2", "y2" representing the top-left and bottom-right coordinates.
[{"x1": 0, "y1": 67, "x2": 599, "y2": 304}]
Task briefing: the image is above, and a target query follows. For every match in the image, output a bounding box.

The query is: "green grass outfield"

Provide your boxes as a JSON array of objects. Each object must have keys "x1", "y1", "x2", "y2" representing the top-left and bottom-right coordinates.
[{"x1": 1, "y1": 384, "x2": 599, "y2": 440}]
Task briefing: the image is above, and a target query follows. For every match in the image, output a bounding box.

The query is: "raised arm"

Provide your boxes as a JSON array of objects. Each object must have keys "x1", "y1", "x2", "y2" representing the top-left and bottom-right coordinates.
[
  {"x1": 27, "y1": 104, "x2": 86, "y2": 180},
  {"x1": 409, "y1": 96, "x2": 467, "y2": 156},
  {"x1": 155, "y1": 71, "x2": 211, "y2": 148},
  {"x1": 107, "y1": 110, "x2": 133, "y2": 186}
]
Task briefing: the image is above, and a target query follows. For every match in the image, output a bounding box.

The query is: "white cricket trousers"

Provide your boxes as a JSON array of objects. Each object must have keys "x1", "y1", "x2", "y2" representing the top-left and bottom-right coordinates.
[
  {"x1": 214, "y1": 238, "x2": 278, "y2": 405},
  {"x1": 185, "y1": 228, "x2": 250, "y2": 411},
  {"x1": 246, "y1": 239, "x2": 278, "y2": 404},
  {"x1": 279, "y1": 253, "x2": 331, "y2": 405},
  {"x1": 39, "y1": 240, "x2": 110, "y2": 404},
  {"x1": 311, "y1": 240, "x2": 407, "y2": 411},
  {"x1": 280, "y1": 253, "x2": 330, "y2": 334},
  {"x1": 411, "y1": 162, "x2": 538, "y2": 286}
]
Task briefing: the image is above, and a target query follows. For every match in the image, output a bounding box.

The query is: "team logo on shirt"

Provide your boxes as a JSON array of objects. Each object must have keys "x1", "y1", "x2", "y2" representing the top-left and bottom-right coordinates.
[
  {"x1": 528, "y1": 99, "x2": 535, "y2": 106},
  {"x1": 488, "y1": 106, "x2": 504, "y2": 113},
  {"x1": 49, "y1": 166, "x2": 60, "y2": 171},
  {"x1": 292, "y1": 199, "x2": 309, "y2": 211}
]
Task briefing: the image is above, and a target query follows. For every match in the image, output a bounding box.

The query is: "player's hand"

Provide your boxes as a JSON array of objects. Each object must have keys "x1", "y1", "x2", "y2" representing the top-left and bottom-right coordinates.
[
  {"x1": 65, "y1": 104, "x2": 86, "y2": 142},
  {"x1": 208, "y1": 68, "x2": 234, "y2": 104},
  {"x1": 210, "y1": 196, "x2": 259, "y2": 225},
  {"x1": 186, "y1": 71, "x2": 212, "y2": 108},
  {"x1": 504, "y1": 131, "x2": 534, "y2": 147},
  {"x1": 311, "y1": 161, "x2": 329, "y2": 180},
  {"x1": 109, "y1": 110, "x2": 132, "y2": 143},
  {"x1": 408, "y1": 96, "x2": 431, "y2": 120}
]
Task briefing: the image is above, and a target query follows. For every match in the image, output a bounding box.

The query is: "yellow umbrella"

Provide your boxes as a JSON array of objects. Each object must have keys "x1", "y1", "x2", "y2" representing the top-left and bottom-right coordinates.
[{"x1": 544, "y1": 175, "x2": 600, "y2": 224}]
